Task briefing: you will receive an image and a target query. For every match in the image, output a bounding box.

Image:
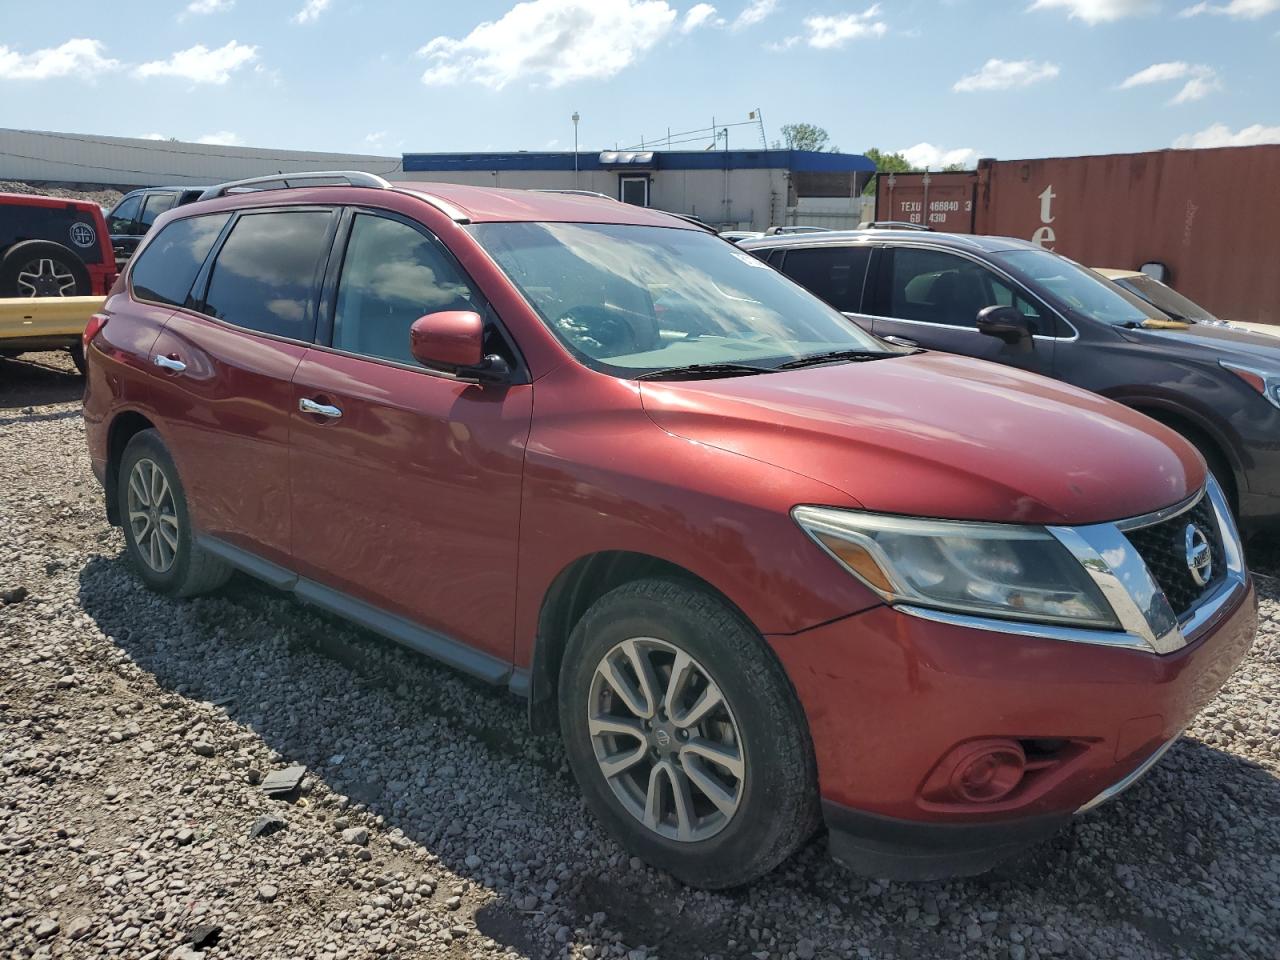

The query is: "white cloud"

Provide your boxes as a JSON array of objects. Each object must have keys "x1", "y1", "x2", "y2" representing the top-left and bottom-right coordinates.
[
  {"x1": 1180, "y1": 0, "x2": 1280, "y2": 16},
  {"x1": 681, "y1": 3, "x2": 719, "y2": 31},
  {"x1": 900, "y1": 142, "x2": 980, "y2": 169},
  {"x1": 1119, "y1": 61, "x2": 1221, "y2": 103},
  {"x1": 139, "y1": 133, "x2": 169, "y2": 140},
  {"x1": 294, "y1": 0, "x2": 331, "y2": 23},
  {"x1": 0, "y1": 38, "x2": 120, "y2": 80},
  {"x1": 135, "y1": 41, "x2": 257, "y2": 84},
  {"x1": 1173, "y1": 121, "x2": 1280, "y2": 148},
  {"x1": 953, "y1": 58, "x2": 1059, "y2": 92},
  {"x1": 183, "y1": 0, "x2": 234, "y2": 16},
  {"x1": 196, "y1": 131, "x2": 242, "y2": 146},
  {"x1": 733, "y1": 0, "x2": 777, "y2": 29},
  {"x1": 1028, "y1": 0, "x2": 1157, "y2": 23},
  {"x1": 363, "y1": 131, "x2": 387, "y2": 148},
  {"x1": 419, "y1": 0, "x2": 678, "y2": 89},
  {"x1": 802, "y1": 5, "x2": 888, "y2": 48}
]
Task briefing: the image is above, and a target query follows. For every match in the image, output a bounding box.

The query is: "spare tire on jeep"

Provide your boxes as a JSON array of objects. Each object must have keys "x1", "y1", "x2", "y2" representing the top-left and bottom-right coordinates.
[{"x1": 0, "y1": 240, "x2": 91, "y2": 297}]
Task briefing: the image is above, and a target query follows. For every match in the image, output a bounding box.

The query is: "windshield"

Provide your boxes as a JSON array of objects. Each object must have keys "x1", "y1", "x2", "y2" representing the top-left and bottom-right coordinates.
[
  {"x1": 993, "y1": 248, "x2": 1161, "y2": 326},
  {"x1": 468, "y1": 222, "x2": 889, "y2": 374},
  {"x1": 1113, "y1": 274, "x2": 1219, "y2": 323}
]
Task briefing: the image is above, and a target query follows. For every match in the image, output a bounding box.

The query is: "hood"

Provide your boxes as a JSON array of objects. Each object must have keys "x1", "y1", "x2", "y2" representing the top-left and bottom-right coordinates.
[
  {"x1": 1120, "y1": 322, "x2": 1280, "y2": 367},
  {"x1": 639, "y1": 353, "x2": 1203, "y2": 526}
]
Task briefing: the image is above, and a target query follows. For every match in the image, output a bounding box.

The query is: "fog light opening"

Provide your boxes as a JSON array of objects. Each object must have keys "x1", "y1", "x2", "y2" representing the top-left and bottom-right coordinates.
[{"x1": 949, "y1": 740, "x2": 1026, "y2": 804}]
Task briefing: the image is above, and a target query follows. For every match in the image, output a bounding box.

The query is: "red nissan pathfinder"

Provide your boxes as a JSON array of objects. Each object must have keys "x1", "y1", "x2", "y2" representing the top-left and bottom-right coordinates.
[{"x1": 82, "y1": 173, "x2": 1256, "y2": 887}]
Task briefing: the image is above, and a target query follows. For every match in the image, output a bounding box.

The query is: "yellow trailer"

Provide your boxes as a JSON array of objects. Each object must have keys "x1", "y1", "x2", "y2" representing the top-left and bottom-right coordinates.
[{"x1": 0, "y1": 295, "x2": 103, "y2": 373}]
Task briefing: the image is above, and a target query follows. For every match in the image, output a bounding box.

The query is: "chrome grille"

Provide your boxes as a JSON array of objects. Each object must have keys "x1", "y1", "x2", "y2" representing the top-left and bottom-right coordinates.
[{"x1": 1123, "y1": 495, "x2": 1224, "y2": 619}]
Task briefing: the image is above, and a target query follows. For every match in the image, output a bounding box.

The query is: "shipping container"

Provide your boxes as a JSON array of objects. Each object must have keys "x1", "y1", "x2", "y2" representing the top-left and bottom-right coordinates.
[
  {"x1": 875, "y1": 146, "x2": 1280, "y2": 326},
  {"x1": 873, "y1": 171, "x2": 975, "y2": 232}
]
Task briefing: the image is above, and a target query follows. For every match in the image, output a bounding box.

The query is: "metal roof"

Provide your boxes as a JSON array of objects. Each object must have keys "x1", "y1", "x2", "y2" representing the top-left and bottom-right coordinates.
[{"x1": 402, "y1": 149, "x2": 875, "y2": 175}]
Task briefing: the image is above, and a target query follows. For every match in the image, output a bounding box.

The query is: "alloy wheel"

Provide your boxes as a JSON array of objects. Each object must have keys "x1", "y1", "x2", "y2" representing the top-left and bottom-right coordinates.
[
  {"x1": 587, "y1": 637, "x2": 745, "y2": 842},
  {"x1": 126, "y1": 458, "x2": 180, "y2": 573},
  {"x1": 16, "y1": 258, "x2": 78, "y2": 297}
]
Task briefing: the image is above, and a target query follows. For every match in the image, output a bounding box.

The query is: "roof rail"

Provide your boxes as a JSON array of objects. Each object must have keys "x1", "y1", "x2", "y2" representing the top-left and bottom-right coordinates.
[
  {"x1": 197, "y1": 170, "x2": 393, "y2": 202},
  {"x1": 858, "y1": 220, "x2": 933, "y2": 232}
]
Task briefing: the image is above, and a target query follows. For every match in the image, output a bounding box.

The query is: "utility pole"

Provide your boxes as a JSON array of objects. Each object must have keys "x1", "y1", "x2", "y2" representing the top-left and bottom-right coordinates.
[{"x1": 572, "y1": 111, "x2": 580, "y2": 189}]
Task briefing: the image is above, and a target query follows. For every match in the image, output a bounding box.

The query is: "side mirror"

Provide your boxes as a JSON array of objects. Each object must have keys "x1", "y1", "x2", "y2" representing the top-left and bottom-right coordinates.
[
  {"x1": 976, "y1": 305, "x2": 1035, "y2": 351},
  {"x1": 410, "y1": 310, "x2": 485, "y2": 370}
]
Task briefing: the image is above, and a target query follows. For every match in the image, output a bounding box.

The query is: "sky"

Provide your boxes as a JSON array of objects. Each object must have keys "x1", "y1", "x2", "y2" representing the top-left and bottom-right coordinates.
[{"x1": 1, "y1": 0, "x2": 1277, "y2": 167}]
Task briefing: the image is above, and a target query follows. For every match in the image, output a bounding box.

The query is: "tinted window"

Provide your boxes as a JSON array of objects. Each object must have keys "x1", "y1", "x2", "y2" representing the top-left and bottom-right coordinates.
[
  {"x1": 766, "y1": 249, "x2": 786, "y2": 268},
  {"x1": 333, "y1": 214, "x2": 478, "y2": 365},
  {"x1": 108, "y1": 194, "x2": 142, "y2": 234},
  {"x1": 781, "y1": 246, "x2": 871, "y2": 313},
  {"x1": 203, "y1": 211, "x2": 333, "y2": 340},
  {"x1": 130, "y1": 213, "x2": 230, "y2": 307},
  {"x1": 888, "y1": 247, "x2": 1041, "y2": 331},
  {"x1": 139, "y1": 192, "x2": 177, "y2": 229},
  {"x1": 993, "y1": 249, "x2": 1157, "y2": 327}
]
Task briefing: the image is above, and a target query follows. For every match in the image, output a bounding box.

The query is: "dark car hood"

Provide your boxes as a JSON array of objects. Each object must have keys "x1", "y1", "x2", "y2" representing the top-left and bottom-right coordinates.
[
  {"x1": 1120, "y1": 322, "x2": 1280, "y2": 367},
  {"x1": 639, "y1": 352, "x2": 1203, "y2": 526}
]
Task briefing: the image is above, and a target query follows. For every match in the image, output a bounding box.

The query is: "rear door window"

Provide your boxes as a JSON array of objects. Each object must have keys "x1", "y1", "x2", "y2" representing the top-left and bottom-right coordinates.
[
  {"x1": 139, "y1": 192, "x2": 178, "y2": 230},
  {"x1": 780, "y1": 246, "x2": 872, "y2": 313},
  {"x1": 130, "y1": 213, "x2": 231, "y2": 307},
  {"x1": 202, "y1": 210, "x2": 335, "y2": 341}
]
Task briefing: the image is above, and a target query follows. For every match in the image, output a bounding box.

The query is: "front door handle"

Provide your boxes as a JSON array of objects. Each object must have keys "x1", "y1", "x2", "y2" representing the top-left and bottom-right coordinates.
[
  {"x1": 299, "y1": 397, "x2": 343, "y2": 419},
  {"x1": 153, "y1": 354, "x2": 186, "y2": 372}
]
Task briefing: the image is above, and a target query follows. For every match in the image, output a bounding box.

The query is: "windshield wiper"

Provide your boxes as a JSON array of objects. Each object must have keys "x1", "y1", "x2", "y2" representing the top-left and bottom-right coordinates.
[
  {"x1": 776, "y1": 349, "x2": 904, "y2": 370},
  {"x1": 635, "y1": 362, "x2": 777, "y2": 381}
]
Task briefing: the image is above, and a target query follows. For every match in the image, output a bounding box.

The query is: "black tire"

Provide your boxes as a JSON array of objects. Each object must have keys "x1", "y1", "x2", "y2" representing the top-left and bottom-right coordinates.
[
  {"x1": 0, "y1": 240, "x2": 91, "y2": 297},
  {"x1": 68, "y1": 344, "x2": 86, "y2": 375},
  {"x1": 117, "y1": 430, "x2": 232, "y2": 597},
  {"x1": 559, "y1": 578, "x2": 820, "y2": 889}
]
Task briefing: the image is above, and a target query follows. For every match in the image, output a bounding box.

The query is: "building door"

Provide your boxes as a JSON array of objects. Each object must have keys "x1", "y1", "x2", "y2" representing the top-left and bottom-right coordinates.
[{"x1": 619, "y1": 176, "x2": 649, "y2": 207}]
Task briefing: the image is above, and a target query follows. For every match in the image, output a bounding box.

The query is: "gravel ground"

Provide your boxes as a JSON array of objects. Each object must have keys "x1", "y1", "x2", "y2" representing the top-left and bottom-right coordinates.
[
  {"x1": 0, "y1": 181, "x2": 124, "y2": 209},
  {"x1": 2, "y1": 352, "x2": 1279, "y2": 960}
]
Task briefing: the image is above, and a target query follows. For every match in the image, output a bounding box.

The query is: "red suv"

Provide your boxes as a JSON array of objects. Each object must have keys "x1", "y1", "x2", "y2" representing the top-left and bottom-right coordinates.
[{"x1": 83, "y1": 172, "x2": 1256, "y2": 887}]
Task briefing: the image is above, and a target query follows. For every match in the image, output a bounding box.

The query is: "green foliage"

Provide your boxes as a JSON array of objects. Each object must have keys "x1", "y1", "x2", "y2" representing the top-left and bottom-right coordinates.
[
  {"x1": 861, "y1": 148, "x2": 918, "y2": 196},
  {"x1": 774, "y1": 123, "x2": 838, "y2": 153}
]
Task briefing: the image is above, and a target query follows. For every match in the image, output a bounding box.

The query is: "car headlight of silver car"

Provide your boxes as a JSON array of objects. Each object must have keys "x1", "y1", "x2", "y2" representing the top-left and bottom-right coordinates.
[{"x1": 792, "y1": 507, "x2": 1121, "y2": 629}]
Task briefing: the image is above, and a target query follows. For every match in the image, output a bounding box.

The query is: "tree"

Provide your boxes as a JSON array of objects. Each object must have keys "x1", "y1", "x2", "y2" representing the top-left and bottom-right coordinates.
[
  {"x1": 861, "y1": 148, "x2": 919, "y2": 196},
  {"x1": 773, "y1": 123, "x2": 837, "y2": 153}
]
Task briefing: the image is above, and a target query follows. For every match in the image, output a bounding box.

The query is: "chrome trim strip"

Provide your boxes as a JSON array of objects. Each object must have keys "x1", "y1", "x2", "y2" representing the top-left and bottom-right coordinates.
[
  {"x1": 1114, "y1": 487, "x2": 1204, "y2": 532},
  {"x1": 1076, "y1": 734, "x2": 1182, "y2": 814},
  {"x1": 1048, "y1": 523, "x2": 1182, "y2": 653},
  {"x1": 393, "y1": 188, "x2": 473, "y2": 224},
  {"x1": 897, "y1": 604, "x2": 1153, "y2": 651}
]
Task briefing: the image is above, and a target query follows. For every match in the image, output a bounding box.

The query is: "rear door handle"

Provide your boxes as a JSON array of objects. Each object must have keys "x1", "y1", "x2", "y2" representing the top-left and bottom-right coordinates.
[
  {"x1": 153, "y1": 354, "x2": 186, "y2": 372},
  {"x1": 299, "y1": 397, "x2": 342, "y2": 419}
]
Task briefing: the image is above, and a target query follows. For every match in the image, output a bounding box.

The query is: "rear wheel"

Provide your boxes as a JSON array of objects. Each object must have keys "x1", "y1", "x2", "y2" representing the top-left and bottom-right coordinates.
[
  {"x1": 559, "y1": 578, "x2": 819, "y2": 889},
  {"x1": 0, "y1": 241, "x2": 91, "y2": 297},
  {"x1": 117, "y1": 430, "x2": 231, "y2": 597}
]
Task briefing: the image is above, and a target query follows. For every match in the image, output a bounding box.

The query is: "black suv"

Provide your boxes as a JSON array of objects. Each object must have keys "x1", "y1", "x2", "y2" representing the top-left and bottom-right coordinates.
[
  {"x1": 741, "y1": 231, "x2": 1280, "y2": 533},
  {"x1": 107, "y1": 186, "x2": 208, "y2": 269}
]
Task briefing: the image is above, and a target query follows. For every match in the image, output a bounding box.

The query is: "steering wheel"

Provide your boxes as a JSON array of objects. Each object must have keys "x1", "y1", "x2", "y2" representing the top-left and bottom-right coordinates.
[{"x1": 554, "y1": 304, "x2": 659, "y2": 355}]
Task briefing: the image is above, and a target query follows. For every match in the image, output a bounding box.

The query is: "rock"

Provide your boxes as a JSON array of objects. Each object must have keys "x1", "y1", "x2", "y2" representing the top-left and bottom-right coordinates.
[
  {"x1": 796, "y1": 939, "x2": 816, "y2": 960},
  {"x1": 341, "y1": 827, "x2": 369, "y2": 846},
  {"x1": 258, "y1": 883, "x2": 279, "y2": 902},
  {"x1": 175, "y1": 827, "x2": 195, "y2": 845},
  {"x1": 1, "y1": 585, "x2": 28, "y2": 604},
  {"x1": 33, "y1": 918, "x2": 59, "y2": 940},
  {"x1": 66, "y1": 916, "x2": 94, "y2": 940},
  {"x1": 192, "y1": 741, "x2": 215, "y2": 757},
  {"x1": 248, "y1": 815, "x2": 287, "y2": 839},
  {"x1": 464, "y1": 854, "x2": 482, "y2": 869},
  {"x1": 444, "y1": 896, "x2": 462, "y2": 910}
]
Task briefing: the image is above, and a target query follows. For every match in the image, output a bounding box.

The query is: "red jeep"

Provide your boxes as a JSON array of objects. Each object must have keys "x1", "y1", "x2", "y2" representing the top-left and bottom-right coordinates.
[{"x1": 0, "y1": 192, "x2": 116, "y2": 297}]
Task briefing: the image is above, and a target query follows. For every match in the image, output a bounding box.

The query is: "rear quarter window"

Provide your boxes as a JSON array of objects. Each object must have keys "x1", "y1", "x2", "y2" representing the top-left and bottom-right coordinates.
[{"x1": 130, "y1": 213, "x2": 230, "y2": 307}]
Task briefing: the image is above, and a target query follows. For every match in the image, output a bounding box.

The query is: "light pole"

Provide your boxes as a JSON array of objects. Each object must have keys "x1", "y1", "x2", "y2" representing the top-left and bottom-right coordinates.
[{"x1": 572, "y1": 111, "x2": 580, "y2": 189}]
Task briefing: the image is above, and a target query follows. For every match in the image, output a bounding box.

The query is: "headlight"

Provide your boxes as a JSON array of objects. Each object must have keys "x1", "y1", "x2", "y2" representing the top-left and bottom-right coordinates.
[
  {"x1": 1220, "y1": 360, "x2": 1280, "y2": 411},
  {"x1": 793, "y1": 507, "x2": 1120, "y2": 629}
]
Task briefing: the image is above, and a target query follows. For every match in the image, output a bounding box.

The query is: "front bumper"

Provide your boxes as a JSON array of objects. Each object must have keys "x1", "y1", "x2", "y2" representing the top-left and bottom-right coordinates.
[{"x1": 771, "y1": 571, "x2": 1256, "y2": 879}]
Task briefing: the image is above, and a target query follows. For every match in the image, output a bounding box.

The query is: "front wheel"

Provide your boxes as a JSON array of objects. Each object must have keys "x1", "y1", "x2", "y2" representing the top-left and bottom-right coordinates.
[
  {"x1": 559, "y1": 578, "x2": 820, "y2": 889},
  {"x1": 117, "y1": 429, "x2": 231, "y2": 597}
]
